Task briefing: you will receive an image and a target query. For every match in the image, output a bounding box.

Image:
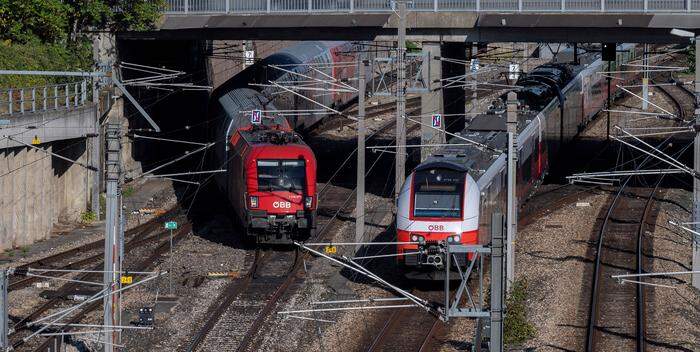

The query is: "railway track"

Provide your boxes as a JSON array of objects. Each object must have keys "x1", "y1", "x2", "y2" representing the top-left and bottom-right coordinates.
[
  {"x1": 365, "y1": 291, "x2": 444, "y2": 352},
  {"x1": 652, "y1": 78, "x2": 697, "y2": 121},
  {"x1": 6, "y1": 208, "x2": 189, "y2": 351},
  {"x1": 8, "y1": 208, "x2": 180, "y2": 292},
  {"x1": 585, "y1": 180, "x2": 660, "y2": 352},
  {"x1": 311, "y1": 96, "x2": 421, "y2": 136},
  {"x1": 29, "y1": 221, "x2": 193, "y2": 352},
  {"x1": 186, "y1": 113, "x2": 400, "y2": 352},
  {"x1": 585, "y1": 62, "x2": 694, "y2": 352}
]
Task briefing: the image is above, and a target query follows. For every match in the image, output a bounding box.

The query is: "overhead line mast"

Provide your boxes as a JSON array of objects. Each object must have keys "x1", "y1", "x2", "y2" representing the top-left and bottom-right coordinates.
[{"x1": 395, "y1": 0, "x2": 407, "y2": 202}]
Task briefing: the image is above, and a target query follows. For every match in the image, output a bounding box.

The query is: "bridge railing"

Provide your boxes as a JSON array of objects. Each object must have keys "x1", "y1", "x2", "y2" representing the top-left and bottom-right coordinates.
[
  {"x1": 0, "y1": 81, "x2": 89, "y2": 116},
  {"x1": 163, "y1": 0, "x2": 700, "y2": 13}
]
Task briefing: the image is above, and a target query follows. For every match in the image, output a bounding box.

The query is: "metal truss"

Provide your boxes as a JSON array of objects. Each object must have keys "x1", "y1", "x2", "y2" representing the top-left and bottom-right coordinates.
[
  {"x1": 442, "y1": 244, "x2": 491, "y2": 320},
  {"x1": 370, "y1": 53, "x2": 429, "y2": 96}
]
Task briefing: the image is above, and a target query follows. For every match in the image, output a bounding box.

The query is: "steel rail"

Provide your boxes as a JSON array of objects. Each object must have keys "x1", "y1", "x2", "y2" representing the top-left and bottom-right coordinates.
[
  {"x1": 8, "y1": 207, "x2": 180, "y2": 291},
  {"x1": 651, "y1": 79, "x2": 687, "y2": 121},
  {"x1": 587, "y1": 62, "x2": 689, "y2": 351},
  {"x1": 31, "y1": 223, "x2": 193, "y2": 352},
  {"x1": 186, "y1": 105, "x2": 401, "y2": 352}
]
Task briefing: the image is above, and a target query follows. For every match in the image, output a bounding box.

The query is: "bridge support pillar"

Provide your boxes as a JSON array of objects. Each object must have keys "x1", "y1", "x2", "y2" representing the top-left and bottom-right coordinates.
[
  {"x1": 420, "y1": 42, "x2": 444, "y2": 161},
  {"x1": 441, "y1": 42, "x2": 466, "y2": 135}
]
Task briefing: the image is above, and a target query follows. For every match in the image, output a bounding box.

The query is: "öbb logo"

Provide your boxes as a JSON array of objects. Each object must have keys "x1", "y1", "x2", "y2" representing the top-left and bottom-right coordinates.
[
  {"x1": 427, "y1": 224, "x2": 445, "y2": 231},
  {"x1": 273, "y1": 201, "x2": 292, "y2": 209}
]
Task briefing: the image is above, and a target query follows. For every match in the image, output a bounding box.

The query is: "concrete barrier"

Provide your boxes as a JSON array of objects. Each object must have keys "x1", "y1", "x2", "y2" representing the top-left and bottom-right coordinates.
[{"x1": 0, "y1": 140, "x2": 89, "y2": 251}]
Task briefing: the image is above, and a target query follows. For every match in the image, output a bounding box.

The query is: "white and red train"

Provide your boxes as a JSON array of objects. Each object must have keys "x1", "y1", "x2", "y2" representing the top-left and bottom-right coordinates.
[
  {"x1": 211, "y1": 42, "x2": 360, "y2": 243},
  {"x1": 396, "y1": 45, "x2": 640, "y2": 273}
]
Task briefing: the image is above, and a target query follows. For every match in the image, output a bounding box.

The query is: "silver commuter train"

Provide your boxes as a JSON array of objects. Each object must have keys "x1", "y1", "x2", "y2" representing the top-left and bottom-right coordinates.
[{"x1": 396, "y1": 45, "x2": 641, "y2": 274}]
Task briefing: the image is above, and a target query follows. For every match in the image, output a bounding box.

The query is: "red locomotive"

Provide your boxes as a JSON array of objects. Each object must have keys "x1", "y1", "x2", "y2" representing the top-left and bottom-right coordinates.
[{"x1": 225, "y1": 113, "x2": 317, "y2": 244}]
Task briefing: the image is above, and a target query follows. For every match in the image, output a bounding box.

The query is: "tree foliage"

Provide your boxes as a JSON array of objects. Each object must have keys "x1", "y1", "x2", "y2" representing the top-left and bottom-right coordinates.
[
  {"x1": 0, "y1": 38, "x2": 92, "y2": 87},
  {"x1": 0, "y1": 0, "x2": 164, "y2": 44},
  {"x1": 690, "y1": 44, "x2": 696, "y2": 74},
  {"x1": 0, "y1": 0, "x2": 163, "y2": 88}
]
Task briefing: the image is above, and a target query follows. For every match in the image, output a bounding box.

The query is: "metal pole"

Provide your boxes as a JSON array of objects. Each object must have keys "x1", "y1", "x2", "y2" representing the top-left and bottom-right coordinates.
[
  {"x1": 607, "y1": 61, "x2": 612, "y2": 140},
  {"x1": 91, "y1": 39, "x2": 102, "y2": 218},
  {"x1": 642, "y1": 44, "x2": 649, "y2": 111},
  {"x1": 356, "y1": 57, "x2": 367, "y2": 249},
  {"x1": 693, "y1": 36, "x2": 700, "y2": 289},
  {"x1": 0, "y1": 270, "x2": 7, "y2": 351},
  {"x1": 505, "y1": 92, "x2": 518, "y2": 290},
  {"x1": 103, "y1": 123, "x2": 121, "y2": 352},
  {"x1": 470, "y1": 43, "x2": 478, "y2": 117},
  {"x1": 395, "y1": 0, "x2": 407, "y2": 201},
  {"x1": 489, "y1": 213, "x2": 504, "y2": 352},
  {"x1": 169, "y1": 228, "x2": 173, "y2": 295}
]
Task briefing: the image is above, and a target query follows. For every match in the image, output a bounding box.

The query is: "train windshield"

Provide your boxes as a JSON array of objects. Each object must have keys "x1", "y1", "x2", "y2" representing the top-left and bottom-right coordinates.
[
  {"x1": 413, "y1": 168, "x2": 464, "y2": 218},
  {"x1": 257, "y1": 159, "x2": 306, "y2": 192}
]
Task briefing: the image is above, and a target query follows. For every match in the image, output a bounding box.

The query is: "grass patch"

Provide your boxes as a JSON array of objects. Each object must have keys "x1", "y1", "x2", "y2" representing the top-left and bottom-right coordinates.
[
  {"x1": 122, "y1": 186, "x2": 135, "y2": 198},
  {"x1": 406, "y1": 40, "x2": 421, "y2": 53},
  {"x1": 80, "y1": 211, "x2": 97, "y2": 225},
  {"x1": 99, "y1": 194, "x2": 106, "y2": 218},
  {"x1": 504, "y1": 278, "x2": 536, "y2": 348}
]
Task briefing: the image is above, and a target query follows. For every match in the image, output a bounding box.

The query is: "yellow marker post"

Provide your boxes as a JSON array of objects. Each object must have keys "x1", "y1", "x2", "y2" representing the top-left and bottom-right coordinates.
[
  {"x1": 324, "y1": 245, "x2": 337, "y2": 254},
  {"x1": 120, "y1": 276, "x2": 133, "y2": 284}
]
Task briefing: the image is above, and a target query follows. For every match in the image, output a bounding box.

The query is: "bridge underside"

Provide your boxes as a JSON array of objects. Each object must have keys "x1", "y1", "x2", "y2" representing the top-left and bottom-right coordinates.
[{"x1": 119, "y1": 13, "x2": 700, "y2": 43}]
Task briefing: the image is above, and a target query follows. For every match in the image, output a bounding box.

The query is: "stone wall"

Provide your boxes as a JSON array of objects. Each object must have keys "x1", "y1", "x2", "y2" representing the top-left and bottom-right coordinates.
[
  {"x1": 0, "y1": 139, "x2": 89, "y2": 250},
  {"x1": 208, "y1": 40, "x2": 297, "y2": 90}
]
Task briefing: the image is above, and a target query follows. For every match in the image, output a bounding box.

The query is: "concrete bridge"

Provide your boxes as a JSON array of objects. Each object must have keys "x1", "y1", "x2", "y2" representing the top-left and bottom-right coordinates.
[{"x1": 116, "y1": 0, "x2": 700, "y2": 42}]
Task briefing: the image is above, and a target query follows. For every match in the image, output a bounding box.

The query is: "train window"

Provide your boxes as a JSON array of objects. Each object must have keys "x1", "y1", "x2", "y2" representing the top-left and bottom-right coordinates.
[
  {"x1": 412, "y1": 168, "x2": 464, "y2": 219},
  {"x1": 257, "y1": 159, "x2": 306, "y2": 192}
]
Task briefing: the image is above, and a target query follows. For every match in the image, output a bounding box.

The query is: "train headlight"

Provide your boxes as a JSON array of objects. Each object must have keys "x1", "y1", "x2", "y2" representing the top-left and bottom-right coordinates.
[
  {"x1": 410, "y1": 234, "x2": 425, "y2": 244},
  {"x1": 453, "y1": 234, "x2": 461, "y2": 243},
  {"x1": 304, "y1": 196, "x2": 313, "y2": 209},
  {"x1": 249, "y1": 196, "x2": 259, "y2": 209}
]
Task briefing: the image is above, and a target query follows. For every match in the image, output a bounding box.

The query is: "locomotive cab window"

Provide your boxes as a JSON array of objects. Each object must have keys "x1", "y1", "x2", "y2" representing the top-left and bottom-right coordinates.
[
  {"x1": 257, "y1": 159, "x2": 306, "y2": 192},
  {"x1": 412, "y1": 168, "x2": 464, "y2": 218}
]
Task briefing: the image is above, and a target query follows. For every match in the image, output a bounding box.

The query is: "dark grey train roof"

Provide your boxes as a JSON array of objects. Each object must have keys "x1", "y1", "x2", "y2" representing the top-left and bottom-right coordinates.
[
  {"x1": 418, "y1": 60, "x2": 588, "y2": 179},
  {"x1": 421, "y1": 107, "x2": 538, "y2": 177}
]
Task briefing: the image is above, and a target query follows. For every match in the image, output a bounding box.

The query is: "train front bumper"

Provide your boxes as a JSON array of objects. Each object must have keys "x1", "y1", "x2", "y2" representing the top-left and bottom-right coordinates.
[
  {"x1": 248, "y1": 210, "x2": 315, "y2": 242},
  {"x1": 397, "y1": 230, "x2": 477, "y2": 269}
]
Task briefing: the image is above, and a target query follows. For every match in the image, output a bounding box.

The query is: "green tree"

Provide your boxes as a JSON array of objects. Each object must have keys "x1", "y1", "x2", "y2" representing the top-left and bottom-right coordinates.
[
  {"x1": 64, "y1": 0, "x2": 112, "y2": 41},
  {"x1": 0, "y1": 0, "x2": 164, "y2": 44},
  {"x1": 0, "y1": 0, "x2": 70, "y2": 43},
  {"x1": 109, "y1": 0, "x2": 164, "y2": 32}
]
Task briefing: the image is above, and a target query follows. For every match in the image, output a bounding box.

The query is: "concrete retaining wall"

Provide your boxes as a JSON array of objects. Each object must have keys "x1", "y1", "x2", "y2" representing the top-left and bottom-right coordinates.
[
  {"x1": 208, "y1": 40, "x2": 297, "y2": 90},
  {"x1": 0, "y1": 139, "x2": 89, "y2": 250}
]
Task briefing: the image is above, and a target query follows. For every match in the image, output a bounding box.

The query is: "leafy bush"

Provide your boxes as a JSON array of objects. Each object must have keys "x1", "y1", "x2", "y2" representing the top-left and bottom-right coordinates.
[
  {"x1": 0, "y1": 0, "x2": 164, "y2": 44},
  {"x1": 0, "y1": 38, "x2": 92, "y2": 88},
  {"x1": 504, "y1": 279, "x2": 536, "y2": 347},
  {"x1": 80, "y1": 211, "x2": 97, "y2": 224},
  {"x1": 0, "y1": 1, "x2": 164, "y2": 88},
  {"x1": 122, "y1": 186, "x2": 135, "y2": 198},
  {"x1": 406, "y1": 40, "x2": 421, "y2": 53}
]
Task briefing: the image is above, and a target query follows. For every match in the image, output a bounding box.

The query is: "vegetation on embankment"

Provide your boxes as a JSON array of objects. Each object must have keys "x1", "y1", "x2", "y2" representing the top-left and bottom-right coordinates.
[
  {"x1": 0, "y1": 0, "x2": 164, "y2": 88},
  {"x1": 504, "y1": 278, "x2": 537, "y2": 348}
]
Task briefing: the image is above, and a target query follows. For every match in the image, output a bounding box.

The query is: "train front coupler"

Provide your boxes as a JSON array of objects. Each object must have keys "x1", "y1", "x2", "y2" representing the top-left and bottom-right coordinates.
[{"x1": 412, "y1": 239, "x2": 447, "y2": 269}]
